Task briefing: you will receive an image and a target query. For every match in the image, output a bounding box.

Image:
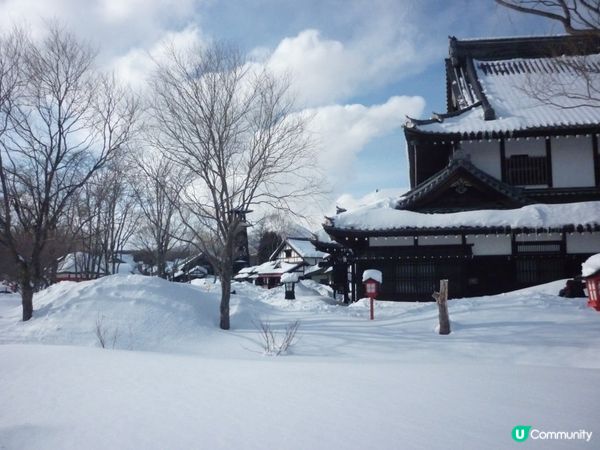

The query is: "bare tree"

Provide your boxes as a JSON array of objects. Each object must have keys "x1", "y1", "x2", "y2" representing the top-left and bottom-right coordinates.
[
  {"x1": 496, "y1": 1, "x2": 600, "y2": 105},
  {"x1": 130, "y1": 151, "x2": 185, "y2": 278},
  {"x1": 149, "y1": 43, "x2": 319, "y2": 329},
  {"x1": 496, "y1": 1, "x2": 600, "y2": 36},
  {"x1": 0, "y1": 25, "x2": 139, "y2": 321}
]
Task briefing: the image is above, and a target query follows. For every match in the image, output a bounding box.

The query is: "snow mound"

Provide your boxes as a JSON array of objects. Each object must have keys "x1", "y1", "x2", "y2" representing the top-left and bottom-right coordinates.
[{"x1": 0, "y1": 275, "x2": 221, "y2": 351}]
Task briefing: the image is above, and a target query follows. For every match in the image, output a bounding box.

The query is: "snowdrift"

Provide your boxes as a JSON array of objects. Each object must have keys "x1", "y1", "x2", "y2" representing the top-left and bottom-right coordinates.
[{"x1": 0, "y1": 275, "x2": 222, "y2": 351}]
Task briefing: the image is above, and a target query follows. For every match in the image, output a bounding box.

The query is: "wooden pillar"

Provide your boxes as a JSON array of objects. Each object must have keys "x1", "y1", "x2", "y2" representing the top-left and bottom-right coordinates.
[{"x1": 432, "y1": 279, "x2": 451, "y2": 335}]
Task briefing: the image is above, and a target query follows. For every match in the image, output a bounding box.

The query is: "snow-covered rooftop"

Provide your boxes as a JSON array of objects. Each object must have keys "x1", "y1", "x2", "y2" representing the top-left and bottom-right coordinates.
[
  {"x1": 411, "y1": 53, "x2": 600, "y2": 136},
  {"x1": 286, "y1": 238, "x2": 328, "y2": 260},
  {"x1": 328, "y1": 201, "x2": 600, "y2": 232},
  {"x1": 254, "y1": 260, "x2": 302, "y2": 276}
]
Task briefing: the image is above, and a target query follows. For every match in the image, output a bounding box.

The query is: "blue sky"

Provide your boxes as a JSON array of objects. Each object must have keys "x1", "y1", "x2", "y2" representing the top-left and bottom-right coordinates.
[{"x1": 0, "y1": 0, "x2": 561, "y2": 218}]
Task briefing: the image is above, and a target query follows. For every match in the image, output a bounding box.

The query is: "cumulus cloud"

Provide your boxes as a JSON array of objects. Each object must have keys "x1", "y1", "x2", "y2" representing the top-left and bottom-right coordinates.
[
  {"x1": 0, "y1": 0, "x2": 201, "y2": 59},
  {"x1": 304, "y1": 95, "x2": 425, "y2": 190},
  {"x1": 262, "y1": 25, "x2": 437, "y2": 108},
  {"x1": 110, "y1": 25, "x2": 207, "y2": 89}
]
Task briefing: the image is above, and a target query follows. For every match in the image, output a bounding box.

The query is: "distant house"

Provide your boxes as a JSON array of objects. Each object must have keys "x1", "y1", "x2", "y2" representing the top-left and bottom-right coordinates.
[
  {"x1": 169, "y1": 253, "x2": 214, "y2": 283},
  {"x1": 252, "y1": 260, "x2": 304, "y2": 288},
  {"x1": 321, "y1": 35, "x2": 600, "y2": 302},
  {"x1": 55, "y1": 252, "x2": 139, "y2": 282},
  {"x1": 233, "y1": 237, "x2": 330, "y2": 288},
  {"x1": 269, "y1": 237, "x2": 330, "y2": 283}
]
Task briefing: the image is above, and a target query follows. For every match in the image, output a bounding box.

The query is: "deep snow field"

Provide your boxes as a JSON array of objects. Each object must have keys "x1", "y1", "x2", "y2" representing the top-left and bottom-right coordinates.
[{"x1": 1, "y1": 274, "x2": 599, "y2": 449}]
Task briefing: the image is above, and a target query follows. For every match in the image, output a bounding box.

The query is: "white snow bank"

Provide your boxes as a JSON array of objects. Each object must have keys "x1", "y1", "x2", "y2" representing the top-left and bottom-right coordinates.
[
  {"x1": 0, "y1": 275, "x2": 222, "y2": 351},
  {"x1": 582, "y1": 253, "x2": 600, "y2": 277},
  {"x1": 332, "y1": 201, "x2": 600, "y2": 231},
  {"x1": 362, "y1": 269, "x2": 382, "y2": 283}
]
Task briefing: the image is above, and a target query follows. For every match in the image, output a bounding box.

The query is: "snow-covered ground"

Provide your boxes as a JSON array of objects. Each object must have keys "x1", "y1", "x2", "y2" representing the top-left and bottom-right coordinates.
[{"x1": 1, "y1": 275, "x2": 599, "y2": 449}]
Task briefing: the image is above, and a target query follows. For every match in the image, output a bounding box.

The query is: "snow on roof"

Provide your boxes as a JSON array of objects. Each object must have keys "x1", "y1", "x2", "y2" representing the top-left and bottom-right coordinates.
[
  {"x1": 286, "y1": 238, "x2": 327, "y2": 259},
  {"x1": 303, "y1": 264, "x2": 325, "y2": 277},
  {"x1": 329, "y1": 201, "x2": 600, "y2": 232},
  {"x1": 362, "y1": 269, "x2": 382, "y2": 283},
  {"x1": 582, "y1": 254, "x2": 600, "y2": 277},
  {"x1": 336, "y1": 188, "x2": 409, "y2": 212},
  {"x1": 233, "y1": 266, "x2": 258, "y2": 280},
  {"x1": 412, "y1": 53, "x2": 600, "y2": 135},
  {"x1": 57, "y1": 252, "x2": 107, "y2": 275},
  {"x1": 254, "y1": 260, "x2": 302, "y2": 276},
  {"x1": 56, "y1": 252, "x2": 138, "y2": 275}
]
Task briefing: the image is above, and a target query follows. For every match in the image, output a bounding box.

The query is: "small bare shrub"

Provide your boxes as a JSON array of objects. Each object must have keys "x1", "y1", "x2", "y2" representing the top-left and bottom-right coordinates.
[
  {"x1": 95, "y1": 314, "x2": 121, "y2": 349},
  {"x1": 255, "y1": 319, "x2": 300, "y2": 356}
]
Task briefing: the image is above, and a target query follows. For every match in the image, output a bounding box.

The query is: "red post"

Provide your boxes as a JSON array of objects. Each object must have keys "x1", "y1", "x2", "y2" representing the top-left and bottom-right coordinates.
[{"x1": 369, "y1": 297, "x2": 374, "y2": 320}]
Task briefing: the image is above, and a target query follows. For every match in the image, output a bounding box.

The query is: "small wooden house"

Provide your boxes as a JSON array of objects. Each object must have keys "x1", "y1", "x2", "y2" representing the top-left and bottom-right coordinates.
[{"x1": 270, "y1": 237, "x2": 330, "y2": 283}]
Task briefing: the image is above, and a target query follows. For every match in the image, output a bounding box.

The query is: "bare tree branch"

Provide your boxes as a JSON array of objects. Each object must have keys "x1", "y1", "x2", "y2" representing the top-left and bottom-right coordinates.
[
  {"x1": 0, "y1": 24, "x2": 140, "y2": 320},
  {"x1": 496, "y1": 0, "x2": 600, "y2": 36},
  {"x1": 148, "y1": 42, "x2": 321, "y2": 329}
]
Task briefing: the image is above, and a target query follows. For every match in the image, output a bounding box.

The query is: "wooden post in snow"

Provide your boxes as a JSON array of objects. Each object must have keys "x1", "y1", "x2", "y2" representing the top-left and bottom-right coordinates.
[{"x1": 432, "y1": 279, "x2": 451, "y2": 335}]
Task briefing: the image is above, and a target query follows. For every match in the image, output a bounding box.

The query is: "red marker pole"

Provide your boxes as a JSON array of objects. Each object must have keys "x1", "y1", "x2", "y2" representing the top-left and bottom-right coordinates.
[{"x1": 370, "y1": 297, "x2": 374, "y2": 320}]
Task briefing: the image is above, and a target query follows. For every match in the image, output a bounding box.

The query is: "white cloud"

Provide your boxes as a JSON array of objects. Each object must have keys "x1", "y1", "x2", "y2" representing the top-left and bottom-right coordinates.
[
  {"x1": 111, "y1": 25, "x2": 207, "y2": 89},
  {"x1": 0, "y1": 0, "x2": 201, "y2": 60},
  {"x1": 263, "y1": 26, "x2": 437, "y2": 108},
  {"x1": 281, "y1": 95, "x2": 424, "y2": 226},
  {"x1": 304, "y1": 95, "x2": 425, "y2": 190}
]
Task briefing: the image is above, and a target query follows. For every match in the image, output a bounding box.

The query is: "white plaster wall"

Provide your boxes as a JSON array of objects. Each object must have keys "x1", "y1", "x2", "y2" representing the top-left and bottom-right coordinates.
[
  {"x1": 418, "y1": 235, "x2": 462, "y2": 245},
  {"x1": 369, "y1": 236, "x2": 414, "y2": 247},
  {"x1": 566, "y1": 233, "x2": 600, "y2": 253},
  {"x1": 505, "y1": 138, "x2": 546, "y2": 157},
  {"x1": 466, "y1": 235, "x2": 512, "y2": 255},
  {"x1": 551, "y1": 136, "x2": 595, "y2": 188},
  {"x1": 461, "y1": 141, "x2": 501, "y2": 179}
]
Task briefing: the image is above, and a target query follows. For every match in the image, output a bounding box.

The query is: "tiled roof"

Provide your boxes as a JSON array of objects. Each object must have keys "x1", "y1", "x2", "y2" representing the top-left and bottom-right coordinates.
[{"x1": 408, "y1": 52, "x2": 600, "y2": 137}]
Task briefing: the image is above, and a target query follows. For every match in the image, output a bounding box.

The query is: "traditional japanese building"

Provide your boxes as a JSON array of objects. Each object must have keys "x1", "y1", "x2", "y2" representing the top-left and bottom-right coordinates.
[
  {"x1": 234, "y1": 237, "x2": 330, "y2": 288},
  {"x1": 321, "y1": 35, "x2": 600, "y2": 302}
]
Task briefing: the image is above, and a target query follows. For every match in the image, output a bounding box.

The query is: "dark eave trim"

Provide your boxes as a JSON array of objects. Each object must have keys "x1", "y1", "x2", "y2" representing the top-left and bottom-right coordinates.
[
  {"x1": 324, "y1": 223, "x2": 600, "y2": 239},
  {"x1": 449, "y1": 35, "x2": 600, "y2": 62},
  {"x1": 404, "y1": 124, "x2": 600, "y2": 143}
]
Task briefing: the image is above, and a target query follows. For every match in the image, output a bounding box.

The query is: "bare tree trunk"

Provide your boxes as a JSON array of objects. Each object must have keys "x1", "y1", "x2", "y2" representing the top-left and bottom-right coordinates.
[
  {"x1": 433, "y1": 279, "x2": 451, "y2": 335},
  {"x1": 220, "y1": 269, "x2": 232, "y2": 330},
  {"x1": 21, "y1": 283, "x2": 34, "y2": 321}
]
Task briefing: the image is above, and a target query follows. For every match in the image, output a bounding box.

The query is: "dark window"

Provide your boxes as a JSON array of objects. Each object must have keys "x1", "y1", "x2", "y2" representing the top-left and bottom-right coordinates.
[
  {"x1": 506, "y1": 154, "x2": 548, "y2": 185},
  {"x1": 394, "y1": 260, "x2": 465, "y2": 300},
  {"x1": 284, "y1": 249, "x2": 292, "y2": 258},
  {"x1": 515, "y1": 258, "x2": 563, "y2": 284}
]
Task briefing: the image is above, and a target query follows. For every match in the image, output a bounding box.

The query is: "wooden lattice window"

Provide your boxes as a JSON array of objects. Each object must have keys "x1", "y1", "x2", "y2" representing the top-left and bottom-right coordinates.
[
  {"x1": 506, "y1": 154, "x2": 548, "y2": 185},
  {"x1": 516, "y1": 241, "x2": 562, "y2": 254},
  {"x1": 515, "y1": 258, "x2": 563, "y2": 284}
]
